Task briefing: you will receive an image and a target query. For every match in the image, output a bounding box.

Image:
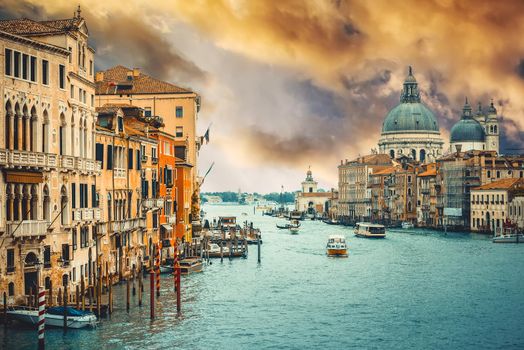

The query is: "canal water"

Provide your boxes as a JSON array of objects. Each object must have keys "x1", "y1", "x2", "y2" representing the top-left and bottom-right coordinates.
[{"x1": 2, "y1": 204, "x2": 524, "y2": 349}]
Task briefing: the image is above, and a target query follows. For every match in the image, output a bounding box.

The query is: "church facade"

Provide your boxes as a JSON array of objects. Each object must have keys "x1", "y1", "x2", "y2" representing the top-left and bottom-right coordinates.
[{"x1": 378, "y1": 67, "x2": 444, "y2": 163}]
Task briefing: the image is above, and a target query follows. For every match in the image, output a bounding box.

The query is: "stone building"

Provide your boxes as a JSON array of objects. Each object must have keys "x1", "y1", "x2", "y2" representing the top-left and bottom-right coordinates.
[
  {"x1": 95, "y1": 65, "x2": 202, "y2": 226},
  {"x1": 378, "y1": 67, "x2": 443, "y2": 163},
  {"x1": 368, "y1": 166, "x2": 396, "y2": 224},
  {"x1": 0, "y1": 10, "x2": 99, "y2": 303},
  {"x1": 470, "y1": 178, "x2": 524, "y2": 233},
  {"x1": 416, "y1": 163, "x2": 438, "y2": 227},
  {"x1": 294, "y1": 168, "x2": 331, "y2": 216},
  {"x1": 449, "y1": 99, "x2": 500, "y2": 154},
  {"x1": 338, "y1": 154, "x2": 391, "y2": 224}
]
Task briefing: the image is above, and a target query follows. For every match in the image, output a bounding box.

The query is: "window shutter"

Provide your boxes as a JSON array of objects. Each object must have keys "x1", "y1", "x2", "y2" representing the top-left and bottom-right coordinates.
[
  {"x1": 128, "y1": 148, "x2": 133, "y2": 169},
  {"x1": 107, "y1": 145, "x2": 113, "y2": 169},
  {"x1": 71, "y1": 183, "x2": 76, "y2": 209},
  {"x1": 137, "y1": 149, "x2": 141, "y2": 170}
]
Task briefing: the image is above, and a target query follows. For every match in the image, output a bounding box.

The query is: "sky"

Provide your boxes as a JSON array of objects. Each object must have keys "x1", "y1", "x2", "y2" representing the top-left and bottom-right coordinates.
[{"x1": 2, "y1": 0, "x2": 524, "y2": 193}]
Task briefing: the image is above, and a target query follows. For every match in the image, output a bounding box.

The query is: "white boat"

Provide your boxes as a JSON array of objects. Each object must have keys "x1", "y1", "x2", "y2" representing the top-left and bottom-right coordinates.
[
  {"x1": 289, "y1": 227, "x2": 300, "y2": 234},
  {"x1": 179, "y1": 257, "x2": 204, "y2": 274},
  {"x1": 159, "y1": 265, "x2": 174, "y2": 274},
  {"x1": 493, "y1": 226, "x2": 524, "y2": 243},
  {"x1": 326, "y1": 235, "x2": 348, "y2": 257},
  {"x1": 354, "y1": 222, "x2": 386, "y2": 238},
  {"x1": 401, "y1": 221, "x2": 414, "y2": 229},
  {"x1": 7, "y1": 306, "x2": 97, "y2": 329}
]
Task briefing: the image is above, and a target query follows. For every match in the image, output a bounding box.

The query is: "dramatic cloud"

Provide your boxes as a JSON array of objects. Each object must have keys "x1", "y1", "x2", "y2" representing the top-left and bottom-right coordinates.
[{"x1": 2, "y1": 0, "x2": 524, "y2": 192}]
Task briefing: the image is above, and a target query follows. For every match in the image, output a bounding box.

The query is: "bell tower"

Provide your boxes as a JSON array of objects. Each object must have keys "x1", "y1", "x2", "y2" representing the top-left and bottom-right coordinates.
[{"x1": 485, "y1": 100, "x2": 500, "y2": 153}]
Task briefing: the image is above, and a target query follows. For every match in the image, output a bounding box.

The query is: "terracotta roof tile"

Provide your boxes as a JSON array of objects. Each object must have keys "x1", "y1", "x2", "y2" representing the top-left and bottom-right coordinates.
[
  {"x1": 473, "y1": 178, "x2": 524, "y2": 190},
  {"x1": 95, "y1": 65, "x2": 193, "y2": 95},
  {"x1": 0, "y1": 17, "x2": 80, "y2": 36},
  {"x1": 373, "y1": 166, "x2": 397, "y2": 176}
]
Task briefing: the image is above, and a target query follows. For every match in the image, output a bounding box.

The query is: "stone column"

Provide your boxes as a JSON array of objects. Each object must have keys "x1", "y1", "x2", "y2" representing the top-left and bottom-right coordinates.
[
  {"x1": 8, "y1": 195, "x2": 13, "y2": 221},
  {"x1": 6, "y1": 112, "x2": 13, "y2": 150},
  {"x1": 17, "y1": 114, "x2": 23, "y2": 150}
]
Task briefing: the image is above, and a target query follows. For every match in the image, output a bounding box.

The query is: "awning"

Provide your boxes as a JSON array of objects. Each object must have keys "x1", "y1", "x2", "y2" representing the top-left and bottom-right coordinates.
[{"x1": 161, "y1": 224, "x2": 173, "y2": 232}]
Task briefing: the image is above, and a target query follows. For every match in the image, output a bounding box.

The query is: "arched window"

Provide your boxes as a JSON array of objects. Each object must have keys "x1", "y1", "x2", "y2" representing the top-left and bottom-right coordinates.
[
  {"x1": 419, "y1": 149, "x2": 426, "y2": 162},
  {"x1": 59, "y1": 113, "x2": 66, "y2": 155},
  {"x1": 408, "y1": 202, "x2": 412, "y2": 212},
  {"x1": 43, "y1": 185, "x2": 50, "y2": 221},
  {"x1": 5, "y1": 184, "x2": 12, "y2": 221},
  {"x1": 71, "y1": 113, "x2": 75, "y2": 157},
  {"x1": 62, "y1": 274, "x2": 69, "y2": 287},
  {"x1": 496, "y1": 171, "x2": 500, "y2": 178},
  {"x1": 60, "y1": 185, "x2": 68, "y2": 225},
  {"x1": 408, "y1": 188, "x2": 412, "y2": 196},
  {"x1": 107, "y1": 193, "x2": 112, "y2": 221},
  {"x1": 5, "y1": 101, "x2": 12, "y2": 149},
  {"x1": 8, "y1": 282, "x2": 14, "y2": 296},
  {"x1": 30, "y1": 106, "x2": 37, "y2": 152},
  {"x1": 45, "y1": 277, "x2": 51, "y2": 289},
  {"x1": 30, "y1": 185, "x2": 38, "y2": 220},
  {"x1": 390, "y1": 149, "x2": 395, "y2": 158},
  {"x1": 13, "y1": 103, "x2": 20, "y2": 150},
  {"x1": 487, "y1": 170, "x2": 491, "y2": 178},
  {"x1": 42, "y1": 110, "x2": 49, "y2": 153},
  {"x1": 411, "y1": 149, "x2": 416, "y2": 160},
  {"x1": 494, "y1": 125, "x2": 498, "y2": 134},
  {"x1": 22, "y1": 104, "x2": 28, "y2": 150}
]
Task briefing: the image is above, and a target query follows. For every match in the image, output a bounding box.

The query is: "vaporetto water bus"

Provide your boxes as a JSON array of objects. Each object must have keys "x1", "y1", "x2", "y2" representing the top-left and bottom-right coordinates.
[
  {"x1": 354, "y1": 223, "x2": 386, "y2": 238},
  {"x1": 326, "y1": 235, "x2": 348, "y2": 257}
]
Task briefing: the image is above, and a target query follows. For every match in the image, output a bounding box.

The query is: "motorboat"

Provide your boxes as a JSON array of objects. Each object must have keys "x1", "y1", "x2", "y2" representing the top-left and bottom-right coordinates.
[
  {"x1": 7, "y1": 306, "x2": 97, "y2": 329},
  {"x1": 179, "y1": 257, "x2": 204, "y2": 274},
  {"x1": 493, "y1": 225, "x2": 524, "y2": 243},
  {"x1": 354, "y1": 222, "x2": 386, "y2": 238},
  {"x1": 326, "y1": 235, "x2": 348, "y2": 257},
  {"x1": 401, "y1": 221, "x2": 414, "y2": 229},
  {"x1": 276, "y1": 219, "x2": 300, "y2": 230},
  {"x1": 159, "y1": 265, "x2": 174, "y2": 274},
  {"x1": 289, "y1": 226, "x2": 300, "y2": 234}
]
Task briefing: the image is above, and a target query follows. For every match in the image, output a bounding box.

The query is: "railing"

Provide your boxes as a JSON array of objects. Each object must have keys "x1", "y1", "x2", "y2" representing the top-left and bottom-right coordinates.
[
  {"x1": 114, "y1": 168, "x2": 126, "y2": 178},
  {"x1": 0, "y1": 149, "x2": 58, "y2": 169},
  {"x1": 111, "y1": 218, "x2": 145, "y2": 232},
  {"x1": 141, "y1": 155, "x2": 148, "y2": 162},
  {"x1": 60, "y1": 155, "x2": 101, "y2": 174},
  {"x1": 167, "y1": 215, "x2": 177, "y2": 224},
  {"x1": 7, "y1": 220, "x2": 48, "y2": 238},
  {"x1": 96, "y1": 222, "x2": 107, "y2": 235},
  {"x1": 142, "y1": 198, "x2": 165, "y2": 209},
  {"x1": 72, "y1": 208, "x2": 102, "y2": 221},
  {"x1": 151, "y1": 157, "x2": 158, "y2": 164}
]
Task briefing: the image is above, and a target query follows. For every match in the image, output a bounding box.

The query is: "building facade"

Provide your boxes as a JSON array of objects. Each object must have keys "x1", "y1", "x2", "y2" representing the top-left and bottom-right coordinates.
[
  {"x1": 0, "y1": 11, "x2": 100, "y2": 303},
  {"x1": 295, "y1": 168, "x2": 330, "y2": 215}
]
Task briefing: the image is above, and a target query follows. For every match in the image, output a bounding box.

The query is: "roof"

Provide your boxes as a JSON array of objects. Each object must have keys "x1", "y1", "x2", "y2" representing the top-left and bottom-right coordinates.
[
  {"x1": 473, "y1": 178, "x2": 524, "y2": 191},
  {"x1": 299, "y1": 192, "x2": 331, "y2": 198},
  {"x1": 373, "y1": 166, "x2": 397, "y2": 176},
  {"x1": 418, "y1": 163, "x2": 437, "y2": 177},
  {"x1": 0, "y1": 17, "x2": 81, "y2": 36},
  {"x1": 95, "y1": 65, "x2": 193, "y2": 95}
]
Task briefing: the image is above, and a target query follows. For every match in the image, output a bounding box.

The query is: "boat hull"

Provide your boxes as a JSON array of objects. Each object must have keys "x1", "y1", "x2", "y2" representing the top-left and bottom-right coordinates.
[
  {"x1": 493, "y1": 234, "x2": 524, "y2": 243},
  {"x1": 7, "y1": 309, "x2": 97, "y2": 329},
  {"x1": 326, "y1": 248, "x2": 348, "y2": 257},
  {"x1": 179, "y1": 259, "x2": 204, "y2": 275},
  {"x1": 354, "y1": 232, "x2": 386, "y2": 238}
]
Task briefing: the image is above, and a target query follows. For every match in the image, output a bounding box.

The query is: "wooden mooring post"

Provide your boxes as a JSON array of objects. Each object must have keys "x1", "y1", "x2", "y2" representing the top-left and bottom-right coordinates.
[
  {"x1": 149, "y1": 271, "x2": 155, "y2": 319},
  {"x1": 81, "y1": 278, "x2": 85, "y2": 310},
  {"x1": 108, "y1": 274, "x2": 113, "y2": 315},
  {"x1": 126, "y1": 278, "x2": 130, "y2": 312},
  {"x1": 257, "y1": 233, "x2": 261, "y2": 263}
]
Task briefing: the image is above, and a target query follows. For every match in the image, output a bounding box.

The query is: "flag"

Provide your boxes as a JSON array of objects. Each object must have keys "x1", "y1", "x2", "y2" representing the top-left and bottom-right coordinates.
[{"x1": 204, "y1": 127, "x2": 210, "y2": 144}]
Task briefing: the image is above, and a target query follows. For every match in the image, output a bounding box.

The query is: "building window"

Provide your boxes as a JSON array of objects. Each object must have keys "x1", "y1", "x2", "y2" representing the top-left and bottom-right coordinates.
[
  {"x1": 30, "y1": 56, "x2": 37, "y2": 82},
  {"x1": 496, "y1": 171, "x2": 500, "y2": 178},
  {"x1": 128, "y1": 148, "x2": 134, "y2": 169},
  {"x1": 42, "y1": 60, "x2": 49, "y2": 85},
  {"x1": 44, "y1": 245, "x2": 51, "y2": 268},
  {"x1": 89, "y1": 60, "x2": 93, "y2": 75},
  {"x1": 176, "y1": 126, "x2": 183, "y2": 138},
  {"x1": 95, "y1": 143, "x2": 104, "y2": 168},
  {"x1": 72, "y1": 228, "x2": 77, "y2": 250},
  {"x1": 6, "y1": 248, "x2": 15, "y2": 273},
  {"x1": 144, "y1": 107, "x2": 152, "y2": 117},
  {"x1": 13, "y1": 51, "x2": 20, "y2": 78},
  {"x1": 5, "y1": 48, "x2": 12, "y2": 76},
  {"x1": 91, "y1": 94, "x2": 94, "y2": 107},
  {"x1": 487, "y1": 170, "x2": 491, "y2": 178},
  {"x1": 107, "y1": 145, "x2": 113, "y2": 169},
  {"x1": 70, "y1": 85, "x2": 75, "y2": 98},
  {"x1": 407, "y1": 175, "x2": 412, "y2": 183},
  {"x1": 153, "y1": 213, "x2": 158, "y2": 229},
  {"x1": 164, "y1": 141, "x2": 172, "y2": 156},
  {"x1": 118, "y1": 117, "x2": 124, "y2": 132},
  {"x1": 176, "y1": 106, "x2": 183, "y2": 118},
  {"x1": 8, "y1": 282, "x2": 14, "y2": 296},
  {"x1": 22, "y1": 54, "x2": 28, "y2": 79},
  {"x1": 59, "y1": 64, "x2": 65, "y2": 89}
]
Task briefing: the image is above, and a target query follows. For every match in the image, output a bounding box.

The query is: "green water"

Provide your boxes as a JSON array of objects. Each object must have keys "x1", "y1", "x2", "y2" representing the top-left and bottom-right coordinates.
[{"x1": 2, "y1": 204, "x2": 524, "y2": 349}]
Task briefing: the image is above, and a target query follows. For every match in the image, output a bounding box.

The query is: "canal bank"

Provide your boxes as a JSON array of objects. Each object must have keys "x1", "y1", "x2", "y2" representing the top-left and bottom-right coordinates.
[{"x1": 2, "y1": 204, "x2": 524, "y2": 349}]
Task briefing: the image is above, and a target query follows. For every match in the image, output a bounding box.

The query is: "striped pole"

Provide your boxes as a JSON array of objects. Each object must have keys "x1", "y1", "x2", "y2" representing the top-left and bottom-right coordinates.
[
  {"x1": 155, "y1": 243, "x2": 160, "y2": 297},
  {"x1": 38, "y1": 286, "x2": 45, "y2": 350}
]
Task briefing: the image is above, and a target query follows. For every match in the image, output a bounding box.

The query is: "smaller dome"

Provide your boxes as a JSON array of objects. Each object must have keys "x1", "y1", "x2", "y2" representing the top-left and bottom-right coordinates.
[{"x1": 450, "y1": 98, "x2": 486, "y2": 143}]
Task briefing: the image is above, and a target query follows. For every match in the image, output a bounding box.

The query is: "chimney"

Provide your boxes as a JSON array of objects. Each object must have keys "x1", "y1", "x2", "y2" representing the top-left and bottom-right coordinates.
[
  {"x1": 95, "y1": 71, "x2": 104, "y2": 82},
  {"x1": 133, "y1": 68, "x2": 140, "y2": 77}
]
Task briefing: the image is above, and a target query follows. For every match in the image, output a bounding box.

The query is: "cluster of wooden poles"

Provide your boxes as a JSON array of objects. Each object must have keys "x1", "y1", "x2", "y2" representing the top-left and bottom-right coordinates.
[{"x1": 1, "y1": 243, "x2": 182, "y2": 350}]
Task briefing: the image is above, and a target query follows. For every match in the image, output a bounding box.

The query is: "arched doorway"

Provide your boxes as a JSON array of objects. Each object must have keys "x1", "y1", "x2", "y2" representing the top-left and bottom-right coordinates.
[
  {"x1": 24, "y1": 252, "x2": 38, "y2": 295},
  {"x1": 60, "y1": 185, "x2": 68, "y2": 225},
  {"x1": 486, "y1": 212, "x2": 491, "y2": 232}
]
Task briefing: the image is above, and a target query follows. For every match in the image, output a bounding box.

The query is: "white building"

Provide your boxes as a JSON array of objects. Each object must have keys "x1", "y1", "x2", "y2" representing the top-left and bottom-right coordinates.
[
  {"x1": 295, "y1": 168, "x2": 330, "y2": 215},
  {"x1": 378, "y1": 66, "x2": 443, "y2": 163}
]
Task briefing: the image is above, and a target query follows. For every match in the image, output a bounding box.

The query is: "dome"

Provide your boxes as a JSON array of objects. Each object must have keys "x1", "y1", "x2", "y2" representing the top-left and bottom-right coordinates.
[
  {"x1": 381, "y1": 67, "x2": 440, "y2": 134},
  {"x1": 382, "y1": 103, "x2": 439, "y2": 133},
  {"x1": 450, "y1": 98, "x2": 486, "y2": 142}
]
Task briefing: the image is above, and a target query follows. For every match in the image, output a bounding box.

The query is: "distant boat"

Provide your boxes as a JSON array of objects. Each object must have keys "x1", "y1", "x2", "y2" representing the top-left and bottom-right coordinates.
[
  {"x1": 493, "y1": 226, "x2": 524, "y2": 243},
  {"x1": 276, "y1": 219, "x2": 300, "y2": 230},
  {"x1": 7, "y1": 306, "x2": 97, "y2": 329},
  {"x1": 326, "y1": 235, "x2": 348, "y2": 257},
  {"x1": 179, "y1": 257, "x2": 204, "y2": 274},
  {"x1": 354, "y1": 222, "x2": 386, "y2": 238},
  {"x1": 159, "y1": 265, "x2": 174, "y2": 274},
  {"x1": 323, "y1": 219, "x2": 339, "y2": 225},
  {"x1": 289, "y1": 226, "x2": 300, "y2": 234},
  {"x1": 401, "y1": 222, "x2": 414, "y2": 229}
]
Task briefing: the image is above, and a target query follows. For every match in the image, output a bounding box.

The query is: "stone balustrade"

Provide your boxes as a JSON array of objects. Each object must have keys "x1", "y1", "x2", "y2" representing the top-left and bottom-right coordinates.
[
  {"x1": 0, "y1": 149, "x2": 58, "y2": 169},
  {"x1": 7, "y1": 220, "x2": 48, "y2": 237}
]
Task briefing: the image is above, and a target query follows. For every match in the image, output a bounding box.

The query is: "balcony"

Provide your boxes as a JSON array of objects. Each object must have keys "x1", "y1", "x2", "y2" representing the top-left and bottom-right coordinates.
[
  {"x1": 96, "y1": 222, "x2": 108, "y2": 235},
  {"x1": 7, "y1": 220, "x2": 48, "y2": 238},
  {"x1": 60, "y1": 155, "x2": 101, "y2": 174},
  {"x1": 72, "y1": 208, "x2": 102, "y2": 222},
  {"x1": 141, "y1": 155, "x2": 148, "y2": 163},
  {"x1": 111, "y1": 218, "x2": 146, "y2": 233},
  {"x1": 114, "y1": 168, "x2": 126, "y2": 178},
  {"x1": 142, "y1": 198, "x2": 164, "y2": 209},
  {"x1": 151, "y1": 157, "x2": 158, "y2": 164},
  {"x1": 0, "y1": 149, "x2": 58, "y2": 169},
  {"x1": 166, "y1": 215, "x2": 177, "y2": 224}
]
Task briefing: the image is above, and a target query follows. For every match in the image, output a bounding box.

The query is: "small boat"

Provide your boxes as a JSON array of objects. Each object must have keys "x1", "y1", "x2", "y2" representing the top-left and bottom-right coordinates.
[
  {"x1": 159, "y1": 265, "x2": 174, "y2": 274},
  {"x1": 7, "y1": 306, "x2": 97, "y2": 329},
  {"x1": 401, "y1": 221, "x2": 414, "y2": 229},
  {"x1": 241, "y1": 212, "x2": 248, "y2": 216},
  {"x1": 326, "y1": 235, "x2": 348, "y2": 257},
  {"x1": 354, "y1": 222, "x2": 386, "y2": 238},
  {"x1": 289, "y1": 226, "x2": 299, "y2": 234},
  {"x1": 276, "y1": 223, "x2": 290, "y2": 229},
  {"x1": 179, "y1": 257, "x2": 204, "y2": 274},
  {"x1": 493, "y1": 225, "x2": 524, "y2": 243},
  {"x1": 323, "y1": 219, "x2": 339, "y2": 225}
]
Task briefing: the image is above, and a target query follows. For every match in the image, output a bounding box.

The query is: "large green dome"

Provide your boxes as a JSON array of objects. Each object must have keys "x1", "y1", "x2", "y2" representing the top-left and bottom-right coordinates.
[
  {"x1": 381, "y1": 66, "x2": 440, "y2": 134},
  {"x1": 382, "y1": 103, "x2": 439, "y2": 133},
  {"x1": 450, "y1": 99, "x2": 485, "y2": 142}
]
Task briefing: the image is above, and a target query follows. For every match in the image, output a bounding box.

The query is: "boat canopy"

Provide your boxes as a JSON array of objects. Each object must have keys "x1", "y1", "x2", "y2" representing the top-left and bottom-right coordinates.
[{"x1": 47, "y1": 306, "x2": 93, "y2": 317}]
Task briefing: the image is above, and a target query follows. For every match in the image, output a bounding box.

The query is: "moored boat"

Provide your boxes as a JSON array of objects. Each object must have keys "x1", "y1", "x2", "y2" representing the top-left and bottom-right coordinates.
[
  {"x1": 179, "y1": 257, "x2": 204, "y2": 274},
  {"x1": 7, "y1": 306, "x2": 97, "y2": 329},
  {"x1": 401, "y1": 221, "x2": 414, "y2": 229},
  {"x1": 354, "y1": 222, "x2": 386, "y2": 238},
  {"x1": 326, "y1": 235, "x2": 348, "y2": 257},
  {"x1": 493, "y1": 224, "x2": 524, "y2": 243}
]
